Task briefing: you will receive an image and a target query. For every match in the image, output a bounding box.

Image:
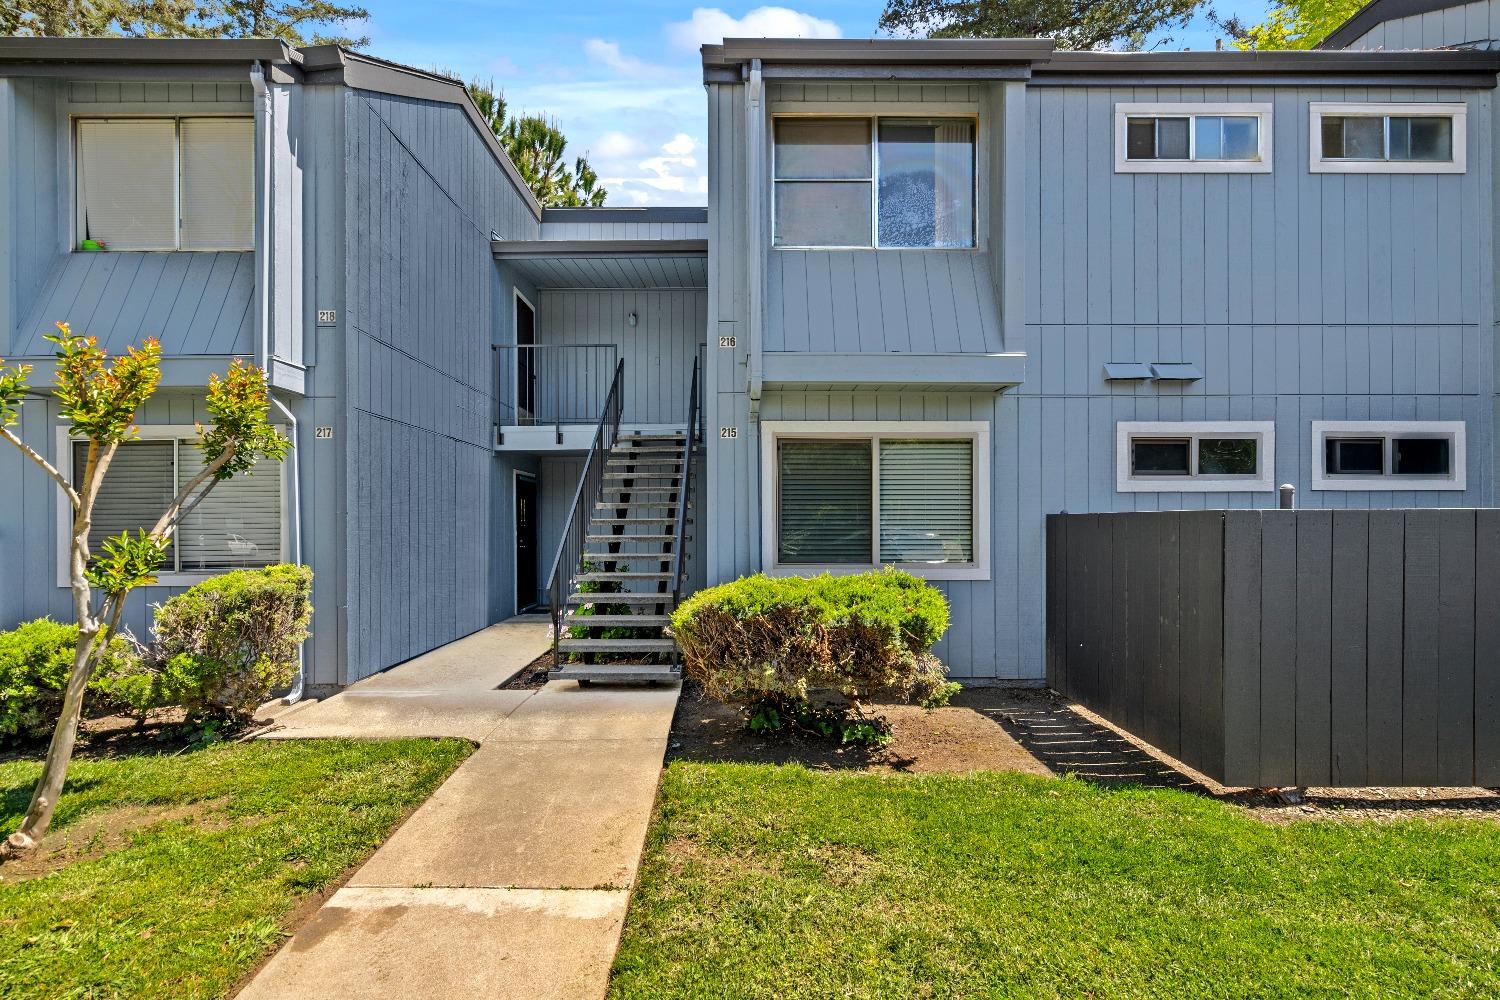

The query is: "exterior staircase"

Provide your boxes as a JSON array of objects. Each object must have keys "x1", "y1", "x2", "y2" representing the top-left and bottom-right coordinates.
[
  {"x1": 555, "y1": 432, "x2": 691, "y2": 684},
  {"x1": 545, "y1": 353, "x2": 702, "y2": 686}
]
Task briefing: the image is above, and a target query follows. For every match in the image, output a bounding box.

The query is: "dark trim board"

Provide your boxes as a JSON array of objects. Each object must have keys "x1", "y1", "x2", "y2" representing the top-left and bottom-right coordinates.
[
  {"x1": 542, "y1": 207, "x2": 707, "y2": 224},
  {"x1": 0, "y1": 38, "x2": 299, "y2": 64},
  {"x1": 491, "y1": 240, "x2": 709, "y2": 259},
  {"x1": 1319, "y1": 0, "x2": 1472, "y2": 49}
]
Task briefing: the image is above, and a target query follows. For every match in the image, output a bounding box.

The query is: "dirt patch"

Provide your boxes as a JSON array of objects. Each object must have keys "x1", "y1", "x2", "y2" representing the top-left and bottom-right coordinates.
[
  {"x1": 666, "y1": 682, "x2": 1053, "y2": 775},
  {"x1": 0, "y1": 710, "x2": 268, "y2": 765},
  {"x1": 669, "y1": 683, "x2": 1500, "y2": 822},
  {"x1": 0, "y1": 798, "x2": 232, "y2": 883},
  {"x1": 501, "y1": 650, "x2": 554, "y2": 690}
]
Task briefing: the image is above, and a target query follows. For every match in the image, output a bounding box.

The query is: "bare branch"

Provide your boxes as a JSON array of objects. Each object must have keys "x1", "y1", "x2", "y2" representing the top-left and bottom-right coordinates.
[
  {"x1": 149, "y1": 442, "x2": 238, "y2": 540},
  {"x1": 0, "y1": 425, "x2": 80, "y2": 509}
]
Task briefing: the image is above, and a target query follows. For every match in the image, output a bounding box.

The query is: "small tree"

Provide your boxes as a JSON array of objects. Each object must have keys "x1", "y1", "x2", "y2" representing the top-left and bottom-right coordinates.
[
  {"x1": 0, "y1": 323, "x2": 290, "y2": 855},
  {"x1": 878, "y1": 0, "x2": 1205, "y2": 51}
]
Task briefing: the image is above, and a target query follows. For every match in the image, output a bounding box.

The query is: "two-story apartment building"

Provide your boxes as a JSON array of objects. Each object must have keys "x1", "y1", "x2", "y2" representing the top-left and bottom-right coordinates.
[{"x1": 2, "y1": 32, "x2": 1498, "y2": 691}]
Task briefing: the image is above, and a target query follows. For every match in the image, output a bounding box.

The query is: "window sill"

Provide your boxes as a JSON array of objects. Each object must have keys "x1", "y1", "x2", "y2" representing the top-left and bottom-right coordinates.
[
  {"x1": 772, "y1": 245, "x2": 979, "y2": 252},
  {"x1": 1117, "y1": 478, "x2": 1275, "y2": 493},
  {"x1": 1115, "y1": 160, "x2": 1270, "y2": 174},
  {"x1": 765, "y1": 563, "x2": 989, "y2": 582},
  {"x1": 1310, "y1": 478, "x2": 1463, "y2": 492}
]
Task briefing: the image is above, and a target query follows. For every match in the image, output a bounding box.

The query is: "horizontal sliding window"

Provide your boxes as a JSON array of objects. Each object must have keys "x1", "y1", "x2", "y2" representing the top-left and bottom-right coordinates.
[
  {"x1": 1310, "y1": 103, "x2": 1465, "y2": 174},
  {"x1": 1116, "y1": 422, "x2": 1275, "y2": 493},
  {"x1": 67, "y1": 434, "x2": 283, "y2": 579},
  {"x1": 1115, "y1": 104, "x2": 1271, "y2": 174},
  {"x1": 772, "y1": 116, "x2": 975, "y2": 249},
  {"x1": 76, "y1": 116, "x2": 254, "y2": 251},
  {"x1": 1312, "y1": 421, "x2": 1466, "y2": 490},
  {"x1": 763, "y1": 422, "x2": 989, "y2": 581}
]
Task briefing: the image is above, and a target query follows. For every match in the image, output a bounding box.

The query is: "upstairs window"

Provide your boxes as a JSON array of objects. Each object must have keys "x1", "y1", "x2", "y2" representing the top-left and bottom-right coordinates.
[
  {"x1": 1312, "y1": 421, "x2": 1466, "y2": 490},
  {"x1": 1310, "y1": 104, "x2": 1465, "y2": 174},
  {"x1": 76, "y1": 117, "x2": 254, "y2": 251},
  {"x1": 772, "y1": 116, "x2": 976, "y2": 249},
  {"x1": 1115, "y1": 104, "x2": 1272, "y2": 173}
]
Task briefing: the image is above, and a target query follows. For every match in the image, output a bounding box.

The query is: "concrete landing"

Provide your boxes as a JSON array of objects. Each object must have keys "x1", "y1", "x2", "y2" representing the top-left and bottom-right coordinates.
[{"x1": 237, "y1": 619, "x2": 679, "y2": 1000}]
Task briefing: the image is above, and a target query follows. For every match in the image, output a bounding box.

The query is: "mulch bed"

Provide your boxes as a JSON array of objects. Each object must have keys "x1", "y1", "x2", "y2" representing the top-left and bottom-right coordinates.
[
  {"x1": 667, "y1": 681, "x2": 1500, "y2": 823},
  {"x1": 1, "y1": 710, "x2": 268, "y2": 765}
]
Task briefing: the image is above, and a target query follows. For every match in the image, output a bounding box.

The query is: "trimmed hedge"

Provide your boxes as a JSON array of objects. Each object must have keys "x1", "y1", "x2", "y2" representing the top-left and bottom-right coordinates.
[
  {"x1": 671, "y1": 570, "x2": 956, "y2": 717},
  {"x1": 0, "y1": 620, "x2": 144, "y2": 743}
]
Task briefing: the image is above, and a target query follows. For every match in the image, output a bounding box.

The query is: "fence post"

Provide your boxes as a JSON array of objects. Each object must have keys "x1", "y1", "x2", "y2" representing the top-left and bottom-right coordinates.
[{"x1": 1279, "y1": 484, "x2": 1296, "y2": 510}]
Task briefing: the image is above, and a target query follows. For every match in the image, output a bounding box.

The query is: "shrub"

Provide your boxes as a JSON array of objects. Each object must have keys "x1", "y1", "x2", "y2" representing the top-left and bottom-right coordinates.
[
  {"x1": 150, "y1": 564, "x2": 313, "y2": 719},
  {"x1": 671, "y1": 570, "x2": 959, "y2": 742},
  {"x1": 0, "y1": 619, "x2": 144, "y2": 742}
]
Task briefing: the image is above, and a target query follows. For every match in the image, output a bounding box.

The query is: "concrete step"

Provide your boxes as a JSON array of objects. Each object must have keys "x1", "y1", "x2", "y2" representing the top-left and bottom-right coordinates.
[
  {"x1": 562, "y1": 613, "x2": 671, "y2": 628},
  {"x1": 559, "y1": 637, "x2": 677, "y2": 653},
  {"x1": 553, "y1": 663, "x2": 682, "y2": 684},
  {"x1": 610, "y1": 447, "x2": 685, "y2": 456},
  {"x1": 567, "y1": 591, "x2": 676, "y2": 605}
]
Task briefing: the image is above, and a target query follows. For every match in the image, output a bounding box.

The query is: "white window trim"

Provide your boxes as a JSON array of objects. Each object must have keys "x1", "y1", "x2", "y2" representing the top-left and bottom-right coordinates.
[
  {"x1": 1308, "y1": 102, "x2": 1466, "y2": 174},
  {"x1": 1116, "y1": 421, "x2": 1276, "y2": 493},
  {"x1": 1114, "y1": 103, "x2": 1273, "y2": 174},
  {"x1": 54, "y1": 424, "x2": 289, "y2": 588},
  {"x1": 1311, "y1": 420, "x2": 1466, "y2": 491},
  {"x1": 770, "y1": 112, "x2": 981, "y2": 251},
  {"x1": 760, "y1": 420, "x2": 990, "y2": 581},
  {"x1": 72, "y1": 114, "x2": 257, "y2": 252}
]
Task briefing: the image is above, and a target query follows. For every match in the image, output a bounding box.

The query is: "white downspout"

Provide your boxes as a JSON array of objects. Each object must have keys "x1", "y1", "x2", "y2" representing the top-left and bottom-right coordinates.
[{"x1": 250, "y1": 62, "x2": 306, "y2": 703}]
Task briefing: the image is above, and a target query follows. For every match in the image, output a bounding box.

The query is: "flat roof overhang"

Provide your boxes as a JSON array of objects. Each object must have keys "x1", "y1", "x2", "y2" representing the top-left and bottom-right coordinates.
[
  {"x1": 491, "y1": 239, "x2": 708, "y2": 290},
  {"x1": 0, "y1": 37, "x2": 303, "y2": 81},
  {"x1": 761, "y1": 351, "x2": 1026, "y2": 392}
]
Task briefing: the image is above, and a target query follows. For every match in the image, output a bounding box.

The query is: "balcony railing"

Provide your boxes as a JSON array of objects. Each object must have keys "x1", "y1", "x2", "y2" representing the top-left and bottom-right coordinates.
[{"x1": 493, "y1": 343, "x2": 619, "y2": 445}]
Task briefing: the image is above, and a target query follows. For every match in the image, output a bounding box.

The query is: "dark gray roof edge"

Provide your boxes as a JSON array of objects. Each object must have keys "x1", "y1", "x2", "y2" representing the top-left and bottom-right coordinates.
[
  {"x1": 1040, "y1": 48, "x2": 1500, "y2": 73},
  {"x1": 1319, "y1": 0, "x2": 1467, "y2": 49},
  {"x1": 541, "y1": 207, "x2": 708, "y2": 224},
  {"x1": 300, "y1": 46, "x2": 543, "y2": 221},
  {"x1": 0, "y1": 36, "x2": 300, "y2": 65},
  {"x1": 703, "y1": 37, "x2": 1057, "y2": 67},
  {"x1": 492, "y1": 239, "x2": 708, "y2": 258}
]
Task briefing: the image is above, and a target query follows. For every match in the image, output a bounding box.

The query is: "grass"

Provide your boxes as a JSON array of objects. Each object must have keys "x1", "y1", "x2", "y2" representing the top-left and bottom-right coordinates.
[
  {"x1": 0, "y1": 738, "x2": 471, "y2": 999},
  {"x1": 611, "y1": 763, "x2": 1500, "y2": 999}
]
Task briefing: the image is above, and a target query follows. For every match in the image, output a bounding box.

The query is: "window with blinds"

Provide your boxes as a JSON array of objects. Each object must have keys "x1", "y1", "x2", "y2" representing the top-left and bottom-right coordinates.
[
  {"x1": 775, "y1": 436, "x2": 975, "y2": 567},
  {"x1": 75, "y1": 117, "x2": 254, "y2": 251},
  {"x1": 879, "y1": 440, "x2": 972, "y2": 564},
  {"x1": 72, "y1": 438, "x2": 281, "y2": 574}
]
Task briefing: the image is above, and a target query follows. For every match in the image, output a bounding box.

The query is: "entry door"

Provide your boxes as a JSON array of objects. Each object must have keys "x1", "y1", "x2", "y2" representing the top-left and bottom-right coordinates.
[
  {"x1": 515, "y1": 475, "x2": 539, "y2": 612},
  {"x1": 516, "y1": 295, "x2": 536, "y2": 422}
]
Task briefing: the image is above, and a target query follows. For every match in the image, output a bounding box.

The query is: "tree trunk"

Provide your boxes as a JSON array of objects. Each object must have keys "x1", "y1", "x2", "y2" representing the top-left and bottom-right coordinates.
[{"x1": 3, "y1": 624, "x2": 101, "y2": 853}]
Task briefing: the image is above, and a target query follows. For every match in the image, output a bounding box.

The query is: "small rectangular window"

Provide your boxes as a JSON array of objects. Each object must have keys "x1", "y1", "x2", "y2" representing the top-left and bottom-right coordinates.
[
  {"x1": 1117, "y1": 422, "x2": 1275, "y2": 492},
  {"x1": 1312, "y1": 421, "x2": 1466, "y2": 490},
  {"x1": 1310, "y1": 104, "x2": 1465, "y2": 174},
  {"x1": 1116, "y1": 104, "x2": 1271, "y2": 173},
  {"x1": 777, "y1": 440, "x2": 873, "y2": 564}
]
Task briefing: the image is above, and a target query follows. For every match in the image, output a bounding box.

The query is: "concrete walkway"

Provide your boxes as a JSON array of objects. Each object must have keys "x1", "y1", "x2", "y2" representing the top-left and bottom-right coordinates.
[{"x1": 238, "y1": 618, "x2": 680, "y2": 1000}]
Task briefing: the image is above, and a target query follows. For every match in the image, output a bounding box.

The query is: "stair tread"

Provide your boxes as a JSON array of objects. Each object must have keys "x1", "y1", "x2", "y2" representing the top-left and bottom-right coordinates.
[
  {"x1": 567, "y1": 592, "x2": 676, "y2": 604},
  {"x1": 559, "y1": 637, "x2": 677, "y2": 651},
  {"x1": 577, "y1": 571, "x2": 673, "y2": 579},
  {"x1": 552, "y1": 664, "x2": 683, "y2": 683},
  {"x1": 562, "y1": 614, "x2": 671, "y2": 627},
  {"x1": 590, "y1": 517, "x2": 679, "y2": 523},
  {"x1": 586, "y1": 534, "x2": 678, "y2": 542}
]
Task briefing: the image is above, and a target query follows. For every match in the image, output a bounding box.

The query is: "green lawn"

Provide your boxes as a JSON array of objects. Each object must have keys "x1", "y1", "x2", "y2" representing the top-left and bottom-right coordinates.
[
  {"x1": 611, "y1": 763, "x2": 1500, "y2": 999},
  {"x1": 0, "y1": 738, "x2": 471, "y2": 999}
]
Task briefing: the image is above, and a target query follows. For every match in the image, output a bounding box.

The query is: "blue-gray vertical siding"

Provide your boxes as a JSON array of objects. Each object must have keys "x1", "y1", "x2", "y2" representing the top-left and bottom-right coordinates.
[
  {"x1": 339, "y1": 86, "x2": 539, "y2": 683},
  {"x1": 1341, "y1": 0, "x2": 1500, "y2": 49},
  {"x1": 705, "y1": 77, "x2": 1497, "y2": 681},
  {"x1": 2, "y1": 77, "x2": 63, "y2": 349},
  {"x1": 537, "y1": 289, "x2": 707, "y2": 425}
]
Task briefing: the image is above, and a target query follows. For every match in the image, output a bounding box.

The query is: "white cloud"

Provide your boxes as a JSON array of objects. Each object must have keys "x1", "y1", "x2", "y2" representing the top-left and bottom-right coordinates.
[
  {"x1": 666, "y1": 6, "x2": 843, "y2": 52},
  {"x1": 583, "y1": 38, "x2": 675, "y2": 79},
  {"x1": 662, "y1": 133, "x2": 697, "y2": 157},
  {"x1": 595, "y1": 131, "x2": 648, "y2": 159}
]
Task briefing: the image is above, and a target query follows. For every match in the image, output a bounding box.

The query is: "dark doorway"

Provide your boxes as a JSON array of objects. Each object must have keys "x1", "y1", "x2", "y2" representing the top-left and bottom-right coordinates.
[
  {"x1": 515, "y1": 294, "x2": 536, "y2": 422},
  {"x1": 515, "y1": 474, "x2": 539, "y2": 612}
]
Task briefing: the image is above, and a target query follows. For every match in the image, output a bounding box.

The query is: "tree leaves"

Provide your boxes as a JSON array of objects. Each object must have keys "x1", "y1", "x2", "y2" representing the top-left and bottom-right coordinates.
[
  {"x1": 2, "y1": 0, "x2": 369, "y2": 47},
  {"x1": 467, "y1": 80, "x2": 608, "y2": 208},
  {"x1": 878, "y1": 0, "x2": 1204, "y2": 51}
]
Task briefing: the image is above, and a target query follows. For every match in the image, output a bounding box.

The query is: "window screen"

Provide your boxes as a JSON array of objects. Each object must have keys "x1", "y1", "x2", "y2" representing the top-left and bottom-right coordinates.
[
  {"x1": 177, "y1": 445, "x2": 281, "y2": 570},
  {"x1": 1322, "y1": 114, "x2": 1453, "y2": 162},
  {"x1": 1326, "y1": 438, "x2": 1384, "y2": 475},
  {"x1": 879, "y1": 440, "x2": 972, "y2": 563},
  {"x1": 180, "y1": 118, "x2": 255, "y2": 250},
  {"x1": 877, "y1": 120, "x2": 975, "y2": 249},
  {"x1": 73, "y1": 440, "x2": 176, "y2": 562},
  {"x1": 77, "y1": 120, "x2": 179, "y2": 250},
  {"x1": 1131, "y1": 439, "x2": 1191, "y2": 476},
  {"x1": 774, "y1": 119, "x2": 872, "y2": 248},
  {"x1": 777, "y1": 441, "x2": 872, "y2": 564}
]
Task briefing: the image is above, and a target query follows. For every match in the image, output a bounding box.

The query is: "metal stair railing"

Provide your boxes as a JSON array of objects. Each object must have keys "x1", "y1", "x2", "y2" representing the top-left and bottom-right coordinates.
[
  {"x1": 667, "y1": 352, "x2": 703, "y2": 674},
  {"x1": 544, "y1": 358, "x2": 625, "y2": 666}
]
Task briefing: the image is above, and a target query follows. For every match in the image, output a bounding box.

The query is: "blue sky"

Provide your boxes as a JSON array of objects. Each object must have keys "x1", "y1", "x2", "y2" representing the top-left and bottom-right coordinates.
[{"x1": 363, "y1": 1, "x2": 1273, "y2": 206}]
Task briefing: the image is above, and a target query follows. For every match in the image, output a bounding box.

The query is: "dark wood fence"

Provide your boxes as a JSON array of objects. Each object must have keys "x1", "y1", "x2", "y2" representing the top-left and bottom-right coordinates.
[{"x1": 1046, "y1": 510, "x2": 1500, "y2": 788}]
